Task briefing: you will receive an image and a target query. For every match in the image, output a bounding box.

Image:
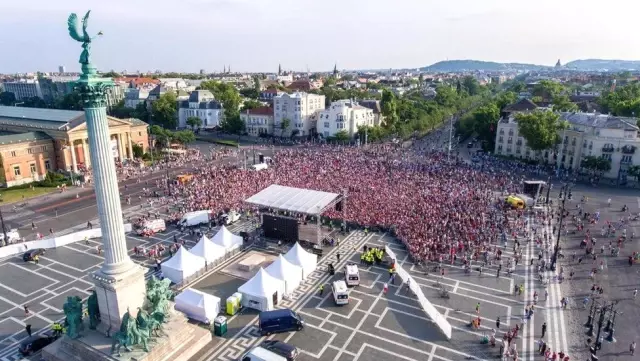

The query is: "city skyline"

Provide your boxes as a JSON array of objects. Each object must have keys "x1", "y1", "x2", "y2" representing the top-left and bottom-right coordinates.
[{"x1": 1, "y1": 0, "x2": 639, "y2": 73}]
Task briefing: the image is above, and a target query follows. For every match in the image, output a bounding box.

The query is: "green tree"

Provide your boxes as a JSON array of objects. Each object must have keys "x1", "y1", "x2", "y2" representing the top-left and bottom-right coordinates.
[
  {"x1": 22, "y1": 96, "x2": 47, "y2": 108},
  {"x1": 151, "y1": 92, "x2": 178, "y2": 129},
  {"x1": 171, "y1": 130, "x2": 196, "y2": 145},
  {"x1": 598, "y1": 83, "x2": 640, "y2": 117},
  {"x1": 56, "y1": 91, "x2": 83, "y2": 110},
  {"x1": 333, "y1": 130, "x2": 350, "y2": 141},
  {"x1": 279, "y1": 117, "x2": 291, "y2": 137},
  {"x1": 418, "y1": 74, "x2": 424, "y2": 88},
  {"x1": 435, "y1": 85, "x2": 459, "y2": 108},
  {"x1": 149, "y1": 125, "x2": 170, "y2": 148},
  {"x1": 200, "y1": 80, "x2": 242, "y2": 121},
  {"x1": 552, "y1": 94, "x2": 578, "y2": 112},
  {"x1": 471, "y1": 103, "x2": 500, "y2": 143},
  {"x1": 0, "y1": 92, "x2": 17, "y2": 106},
  {"x1": 380, "y1": 90, "x2": 399, "y2": 128},
  {"x1": 132, "y1": 102, "x2": 150, "y2": 122},
  {"x1": 532, "y1": 80, "x2": 565, "y2": 100},
  {"x1": 131, "y1": 143, "x2": 144, "y2": 158},
  {"x1": 627, "y1": 165, "x2": 640, "y2": 182},
  {"x1": 495, "y1": 91, "x2": 517, "y2": 110},
  {"x1": 239, "y1": 88, "x2": 260, "y2": 99},
  {"x1": 253, "y1": 76, "x2": 261, "y2": 93},
  {"x1": 241, "y1": 99, "x2": 263, "y2": 111},
  {"x1": 109, "y1": 100, "x2": 135, "y2": 118},
  {"x1": 461, "y1": 76, "x2": 480, "y2": 96},
  {"x1": 186, "y1": 116, "x2": 203, "y2": 130},
  {"x1": 100, "y1": 71, "x2": 121, "y2": 78},
  {"x1": 515, "y1": 110, "x2": 566, "y2": 151},
  {"x1": 219, "y1": 114, "x2": 245, "y2": 134},
  {"x1": 0, "y1": 153, "x2": 5, "y2": 185}
]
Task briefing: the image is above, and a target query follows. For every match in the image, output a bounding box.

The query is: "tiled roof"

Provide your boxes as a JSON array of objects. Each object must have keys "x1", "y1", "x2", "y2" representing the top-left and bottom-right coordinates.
[
  {"x1": 358, "y1": 100, "x2": 381, "y2": 114},
  {"x1": 0, "y1": 131, "x2": 51, "y2": 145},
  {"x1": 188, "y1": 90, "x2": 215, "y2": 103},
  {"x1": 559, "y1": 112, "x2": 639, "y2": 131},
  {"x1": 127, "y1": 118, "x2": 148, "y2": 127},
  {"x1": 0, "y1": 106, "x2": 83, "y2": 123},
  {"x1": 245, "y1": 107, "x2": 273, "y2": 116},
  {"x1": 503, "y1": 98, "x2": 538, "y2": 112}
]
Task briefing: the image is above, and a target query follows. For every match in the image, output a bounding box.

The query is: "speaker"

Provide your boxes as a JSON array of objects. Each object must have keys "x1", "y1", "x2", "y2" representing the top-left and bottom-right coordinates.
[
  {"x1": 262, "y1": 214, "x2": 299, "y2": 241},
  {"x1": 335, "y1": 200, "x2": 343, "y2": 212},
  {"x1": 259, "y1": 153, "x2": 264, "y2": 163}
]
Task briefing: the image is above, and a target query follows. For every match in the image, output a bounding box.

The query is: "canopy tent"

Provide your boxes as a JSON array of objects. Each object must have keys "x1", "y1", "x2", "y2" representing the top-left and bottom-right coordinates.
[
  {"x1": 245, "y1": 184, "x2": 341, "y2": 215},
  {"x1": 211, "y1": 225, "x2": 243, "y2": 251},
  {"x1": 174, "y1": 288, "x2": 221, "y2": 324},
  {"x1": 265, "y1": 255, "x2": 303, "y2": 295},
  {"x1": 161, "y1": 247, "x2": 206, "y2": 284},
  {"x1": 283, "y1": 242, "x2": 317, "y2": 279},
  {"x1": 191, "y1": 235, "x2": 226, "y2": 263},
  {"x1": 237, "y1": 268, "x2": 285, "y2": 312}
]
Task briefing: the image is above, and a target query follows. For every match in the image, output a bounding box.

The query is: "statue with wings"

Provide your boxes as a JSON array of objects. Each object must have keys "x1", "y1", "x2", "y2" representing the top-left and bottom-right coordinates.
[{"x1": 67, "y1": 10, "x2": 103, "y2": 66}]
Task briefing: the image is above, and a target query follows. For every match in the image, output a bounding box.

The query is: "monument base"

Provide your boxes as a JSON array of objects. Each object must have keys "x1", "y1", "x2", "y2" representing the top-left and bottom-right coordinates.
[
  {"x1": 42, "y1": 307, "x2": 211, "y2": 361},
  {"x1": 93, "y1": 264, "x2": 147, "y2": 333}
]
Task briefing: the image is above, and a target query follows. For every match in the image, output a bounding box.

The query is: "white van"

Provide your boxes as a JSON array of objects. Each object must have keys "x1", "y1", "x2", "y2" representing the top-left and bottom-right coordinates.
[
  {"x1": 344, "y1": 264, "x2": 360, "y2": 286},
  {"x1": 251, "y1": 163, "x2": 268, "y2": 171},
  {"x1": 134, "y1": 219, "x2": 166, "y2": 235},
  {"x1": 331, "y1": 280, "x2": 349, "y2": 305},
  {"x1": 0, "y1": 229, "x2": 20, "y2": 243},
  {"x1": 178, "y1": 210, "x2": 211, "y2": 227},
  {"x1": 239, "y1": 346, "x2": 287, "y2": 361},
  {"x1": 222, "y1": 210, "x2": 241, "y2": 225}
]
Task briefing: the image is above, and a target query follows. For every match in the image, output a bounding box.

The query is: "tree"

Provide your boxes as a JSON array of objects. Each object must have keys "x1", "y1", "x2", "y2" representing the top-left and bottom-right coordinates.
[
  {"x1": 109, "y1": 100, "x2": 135, "y2": 118},
  {"x1": 151, "y1": 92, "x2": 178, "y2": 129},
  {"x1": 628, "y1": 165, "x2": 640, "y2": 182},
  {"x1": 56, "y1": 91, "x2": 83, "y2": 110},
  {"x1": 434, "y1": 85, "x2": 459, "y2": 108},
  {"x1": 186, "y1": 116, "x2": 203, "y2": 130},
  {"x1": 515, "y1": 110, "x2": 566, "y2": 151},
  {"x1": 100, "y1": 71, "x2": 121, "y2": 78},
  {"x1": 0, "y1": 153, "x2": 5, "y2": 185},
  {"x1": 418, "y1": 74, "x2": 424, "y2": 88},
  {"x1": 495, "y1": 91, "x2": 517, "y2": 110},
  {"x1": 171, "y1": 130, "x2": 196, "y2": 145},
  {"x1": 461, "y1": 76, "x2": 481, "y2": 96},
  {"x1": 131, "y1": 143, "x2": 144, "y2": 158},
  {"x1": 132, "y1": 102, "x2": 150, "y2": 122},
  {"x1": 253, "y1": 76, "x2": 261, "y2": 93},
  {"x1": 219, "y1": 114, "x2": 245, "y2": 134},
  {"x1": 380, "y1": 90, "x2": 399, "y2": 128},
  {"x1": 333, "y1": 130, "x2": 350, "y2": 141},
  {"x1": 199, "y1": 80, "x2": 242, "y2": 121},
  {"x1": 471, "y1": 103, "x2": 500, "y2": 143},
  {"x1": 532, "y1": 80, "x2": 565, "y2": 100},
  {"x1": 149, "y1": 125, "x2": 170, "y2": 148},
  {"x1": 0, "y1": 92, "x2": 16, "y2": 106},
  {"x1": 279, "y1": 117, "x2": 291, "y2": 137},
  {"x1": 598, "y1": 83, "x2": 640, "y2": 117},
  {"x1": 22, "y1": 96, "x2": 47, "y2": 108},
  {"x1": 552, "y1": 94, "x2": 578, "y2": 112},
  {"x1": 239, "y1": 88, "x2": 260, "y2": 99},
  {"x1": 241, "y1": 99, "x2": 263, "y2": 111}
]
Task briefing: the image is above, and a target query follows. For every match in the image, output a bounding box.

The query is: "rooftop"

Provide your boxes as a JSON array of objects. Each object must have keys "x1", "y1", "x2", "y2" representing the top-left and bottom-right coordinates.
[
  {"x1": 503, "y1": 98, "x2": 538, "y2": 113},
  {"x1": 244, "y1": 184, "x2": 341, "y2": 215},
  {"x1": 0, "y1": 106, "x2": 83, "y2": 123},
  {"x1": 244, "y1": 107, "x2": 273, "y2": 117},
  {"x1": 0, "y1": 131, "x2": 51, "y2": 145}
]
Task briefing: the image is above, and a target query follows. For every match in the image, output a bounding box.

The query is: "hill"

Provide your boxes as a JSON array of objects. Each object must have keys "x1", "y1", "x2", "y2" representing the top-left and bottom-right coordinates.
[
  {"x1": 421, "y1": 60, "x2": 548, "y2": 72},
  {"x1": 564, "y1": 59, "x2": 640, "y2": 71}
]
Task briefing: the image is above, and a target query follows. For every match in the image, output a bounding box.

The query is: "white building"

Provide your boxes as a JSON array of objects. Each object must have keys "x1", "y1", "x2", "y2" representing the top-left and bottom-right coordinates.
[
  {"x1": 273, "y1": 92, "x2": 325, "y2": 137},
  {"x1": 2, "y1": 80, "x2": 42, "y2": 101},
  {"x1": 241, "y1": 107, "x2": 274, "y2": 136},
  {"x1": 124, "y1": 89, "x2": 149, "y2": 109},
  {"x1": 266, "y1": 74, "x2": 294, "y2": 83},
  {"x1": 178, "y1": 90, "x2": 223, "y2": 129},
  {"x1": 495, "y1": 111, "x2": 640, "y2": 181},
  {"x1": 317, "y1": 100, "x2": 375, "y2": 138}
]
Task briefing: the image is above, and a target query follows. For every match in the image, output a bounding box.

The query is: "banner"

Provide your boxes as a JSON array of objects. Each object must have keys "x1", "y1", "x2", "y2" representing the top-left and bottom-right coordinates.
[{"x1": 386, "y1": 246, "x2": 452, "y2": 340}]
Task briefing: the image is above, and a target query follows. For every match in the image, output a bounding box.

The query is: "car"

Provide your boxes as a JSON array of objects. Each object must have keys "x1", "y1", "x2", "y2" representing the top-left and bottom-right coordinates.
[
  {"x1": 23, "y1": 248, "x2": 46, "y2": 262},
  {"x1": 18, "y1": 332, "x2": 58, "y2": 356},
  {"x1": 260, "y1": 340, "x2": 300, "y2": 361}
]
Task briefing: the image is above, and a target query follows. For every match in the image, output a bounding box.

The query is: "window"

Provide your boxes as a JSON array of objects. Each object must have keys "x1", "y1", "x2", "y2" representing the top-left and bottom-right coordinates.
[
  {"x1": 601, "y1": 153, "x2": 612, "y2": 161},
  {"x1": 28, "y1": 148, "x2": 33, "y2": 154},
  {"x1": 41, "y1": 146, "x2": 48, "y2": 151},
  {"x1": 498, "y1": 136, "x2": 503, "y2": 143},
  {"x1": 13, "y1": 166, "x2": 20, "y2": 176},
  {"x1": 10, "y1": 151, "x2": 16, "y2": 157},
  {"x1": 30, "y1": 163, "x2": 36, "y2": 175},
  {"x1": 621, "y1": 155, "x2": 632, "y2": 163},
  {"x1": 44, "y1": 160, "x2": 51, "y2": 170},
  {"x1": 507, "y1": 137, "x2": 513, "y2": 144}
]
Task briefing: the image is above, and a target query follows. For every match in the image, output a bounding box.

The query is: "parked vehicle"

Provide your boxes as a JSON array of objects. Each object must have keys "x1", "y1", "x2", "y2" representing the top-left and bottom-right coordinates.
[
  {"x1": 222, "y1": 211, "x2": 241, "y2": 225},
  {"x1": 134, "y1": 219, "x2": 166, "y2": 236},
  {"x1": 260, "y1": 340, "x2": 299, "y2": 361},
  {"x1": 178, "y1": 210, "x2": 211, "y2": 227},
  {"x1": 332, "y1": 280, "x2": 349, "y2": 305},
  {"x1": 0, "y1": 229, "x2": 21, "y2": 243},
  {"x1": 23, "y1": 248, "x2": 46, "y2": 262},
  {"x1": 239, "y1": 346, "x2": 287, "y2": 361},
  {"x1": 251, "y1": 163, "x2": 268, "y2": 171},
  {"x1": 344, "y1": 264, "x2": 360, "y2": 286},
  {"x1": 18, "y1": 332, "x2": 59, "y2": 356},
  {"x1": 258, "y1": 309, "x2": 304, "y2": 336}
]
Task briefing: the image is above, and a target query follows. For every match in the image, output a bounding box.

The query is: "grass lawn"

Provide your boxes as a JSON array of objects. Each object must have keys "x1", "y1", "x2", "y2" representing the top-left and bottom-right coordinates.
[{"x1": 0, "y1": 186, "x2": 59, "y2": 204}]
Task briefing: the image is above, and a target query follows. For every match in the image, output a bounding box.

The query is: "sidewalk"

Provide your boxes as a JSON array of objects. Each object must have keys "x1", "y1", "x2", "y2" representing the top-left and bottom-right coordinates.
[{"x1": 0, "y1": 185, "x2": 90, "y2": 213}]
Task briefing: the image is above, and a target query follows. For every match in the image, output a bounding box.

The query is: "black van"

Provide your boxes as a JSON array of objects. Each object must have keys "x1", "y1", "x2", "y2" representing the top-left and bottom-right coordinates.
[{"x1": 258, "y1": 309, "x2": 304, "y2": 335}]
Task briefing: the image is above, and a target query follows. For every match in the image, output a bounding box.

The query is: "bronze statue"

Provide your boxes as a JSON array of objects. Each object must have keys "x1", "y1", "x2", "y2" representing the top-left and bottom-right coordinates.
[
  {"x1": 62, "y1": 296, "x2": 84, "y2": 339},
  {"x1": 67, "y1": 10, "x2": 103, "y2": 67},
  {"x1": 86, "y1": 290, "x2": 101, "y2": 330}
]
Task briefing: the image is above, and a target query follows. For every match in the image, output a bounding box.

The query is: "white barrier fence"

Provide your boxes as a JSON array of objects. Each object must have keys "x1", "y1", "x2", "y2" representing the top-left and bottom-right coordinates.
[
  {"x1": 0, "y1": 224, "x2": 132, "y2": 260},
  {"x1": 385, "y1": 246, "x2": 452, "y2": 340}
]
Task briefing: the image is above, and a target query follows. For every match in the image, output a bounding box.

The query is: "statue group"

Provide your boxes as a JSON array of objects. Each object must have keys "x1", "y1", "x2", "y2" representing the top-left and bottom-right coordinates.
[
  {"x1": 110, "y1": 277, "x2": 174, "y2": 356},
  {"x1": 61, "y1": 291, "x2": 100, "y2": 339}
]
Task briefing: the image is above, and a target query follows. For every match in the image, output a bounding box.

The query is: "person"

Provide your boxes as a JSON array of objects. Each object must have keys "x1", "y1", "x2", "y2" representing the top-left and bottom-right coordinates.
[
  {"x1": 541, "y1": 322, "x2": 547, "y2": 338},
  {"x1": 25, "y1": 324, "x2": 32, "y2": 337},
  {"x1": 24, "y1": 305, "x2": 30, "y2": 316},
  {"x1": 85, "y1": 236, "x2": 89, "y2": 245},
  {"x1": 633, "y1": 289, "x2": 637, "y2": 299},
  {"x1": 496, "y1": 316, "x2": 501, "y2": 329},
  {"x1": 336, "y1": 251, "x2": 341, "y2": 262},
  {"x1": 33, "y1": 255, "x2": 39, "y2": 265},
  {"x1": 318, "y1": 284, "x2": 324, "y2": 296},
  {"x1": 476, "y1": 302, "x2": 480, "y2": 313},
  {"x1": 631, "y1": 341, "x2": 636, "y2": 356}
]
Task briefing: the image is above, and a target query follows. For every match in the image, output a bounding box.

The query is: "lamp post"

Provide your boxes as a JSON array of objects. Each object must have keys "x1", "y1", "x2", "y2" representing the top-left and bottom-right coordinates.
[
  {"x1": 63, "y1": 145, "x2": 76, "y2": 186},
  {"x1": 550, "y1": 197, "x2": 565, "y2": 271},
  {"x1": 606, "y1": 309, "x2": 619, "y2": 342},
  {"x1": 0, "y1": 205, "x2": 8, "y2": 247},
  {"x1": 545, "y1": 176, "x2": 551, "y2": 204}
]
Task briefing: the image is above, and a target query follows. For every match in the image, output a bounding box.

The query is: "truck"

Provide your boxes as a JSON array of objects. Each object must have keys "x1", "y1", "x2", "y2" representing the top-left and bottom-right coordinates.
[
  {"x1": 0, "y1": 229, "x2": 21, "y2": 243},
  {"x1": 178, "y1": 210, "x2": 211, "y2": 228},
  {"x1": 134, "y1": 219, "x2": 166, "y2": 236},
  {"x1": 222, "y1": 210, "x2": 241, "y2": 225}
]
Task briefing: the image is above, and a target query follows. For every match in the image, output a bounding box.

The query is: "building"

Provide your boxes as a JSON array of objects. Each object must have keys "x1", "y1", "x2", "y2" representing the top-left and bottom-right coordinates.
[
  {"x1": 317, "y1": 100, "x2": 374, "y2": 138},
  {"x1": 2, "y1": 80, "x2": 42, "y2": 101},
  {"x1": 178, "y1": 90, "x2": 223, "y2": 129},
  {"x1": 38, "y1": 76, "x2": 124, "y2": 108},
  {"x1": 58, "y1": 65, "x2": 66, "y2": 74},
  {"x1": 287, "y1": 79, "x2": 315, "y2": 92},
  {"x1": 259, "y1": 88, "x2": 284, "y2": 102},
  {"x1": 273, "y1": 92, "x2": 325, "y2": 137},
  {"x1": 124, "y1": 89, "x2": 149, "y2": 109},
  {"x1": 495, "y1": 110, "x2": 639, "y2": 180},
  {"x1": 241, "y1": 107, "x2": 274, "y2": 136},
  {"x1": 358, "y1": 99, "x2": 384, "y2": 126},
  {"x1": 0, "y1": 106, "x2": 148, "y2": 187}
]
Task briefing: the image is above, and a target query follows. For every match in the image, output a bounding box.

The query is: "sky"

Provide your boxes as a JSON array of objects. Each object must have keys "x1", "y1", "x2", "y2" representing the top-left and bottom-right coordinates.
[{"x1": 0, "y1": 0, "x2": 639, "y2": 74}]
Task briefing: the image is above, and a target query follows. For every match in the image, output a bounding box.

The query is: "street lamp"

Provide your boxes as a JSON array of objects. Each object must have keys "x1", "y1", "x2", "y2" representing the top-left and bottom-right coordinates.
[
  {"x1": 550, "y1": 196, "x2": 566, "y2": 271},
  {"x1": 62, "y1": 145, "x2": 76, "y2": 186}
]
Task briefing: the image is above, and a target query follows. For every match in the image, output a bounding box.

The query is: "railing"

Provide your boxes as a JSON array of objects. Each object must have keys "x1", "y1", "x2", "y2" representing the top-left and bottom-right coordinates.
[
  {"x1": 622, "y1": 146, "x2": 636, "y2": 154},
  {"x1": 602, "y1": 147, "x2": 614, "y2": 153}
]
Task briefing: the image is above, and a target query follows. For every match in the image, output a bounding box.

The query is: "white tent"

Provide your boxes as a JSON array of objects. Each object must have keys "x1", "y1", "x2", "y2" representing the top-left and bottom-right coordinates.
[
  {"x1": 161, "y1": 247, "x2": 206, "y2": 284},
  {"x1": 237, "y1": 268, "x2": 285, "y2": 312},
  {"x1": 211, "y1": 225, "x2": 243, "y2": 251},
  {"x1": 265, "y1": 255, "x2": 303, "y2": 295},
  {"x1": 191, "y1": 235, "x2": 226, "y2": 263},
  {"x1": 174, "y1": 288, "x2": 221, "y2": 324},
  {"x1": 283, "y1": 242, "x2": 317, "y2": 279}
]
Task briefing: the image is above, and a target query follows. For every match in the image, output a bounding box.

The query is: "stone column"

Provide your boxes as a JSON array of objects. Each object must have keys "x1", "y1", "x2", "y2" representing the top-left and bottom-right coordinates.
[
  {"x1": 82, "y1": 138, "x2": 91, "y2": 168},
  {"x1": 117, "y1": 133, "x2": 125, "y2": 160},
  {"x1": 69, "y1": 140, "x2": 78, "y2": 173},
  {"x1": 127, "y1": 132, "x2": 134, "y2": 159}
]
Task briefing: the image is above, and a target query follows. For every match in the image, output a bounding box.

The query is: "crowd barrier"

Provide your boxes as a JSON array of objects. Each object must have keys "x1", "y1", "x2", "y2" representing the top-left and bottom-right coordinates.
[
  {"x1": 385, "y1": 246, "x2": 452, "y2": 340},
  {"x1": 0, "y1": 224, "x2": 132, "y2": 260}
]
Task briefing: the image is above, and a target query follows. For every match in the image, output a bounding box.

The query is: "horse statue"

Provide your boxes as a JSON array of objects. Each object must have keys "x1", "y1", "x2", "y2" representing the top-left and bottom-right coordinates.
[
  {"x1": 111, "y1": 310, "x2": 134, "y2": 356},
  {"x1": 62, "y1": 296, "x2": 84, "y2": 339},
  {"x1": 145, "y1": 276, "x2": 173, "y2": 320},
  {"x1": 136, "y1": 308, "x2": 164, "y2": 339},
  {"x1": 86, "y1": 290, "x2": 101, "y2": 330}
]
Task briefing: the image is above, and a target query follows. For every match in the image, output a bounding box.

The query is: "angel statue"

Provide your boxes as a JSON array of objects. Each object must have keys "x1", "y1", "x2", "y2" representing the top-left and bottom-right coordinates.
[{"x1": 67, "y1": 10, "x2": 103, "y2": 66}]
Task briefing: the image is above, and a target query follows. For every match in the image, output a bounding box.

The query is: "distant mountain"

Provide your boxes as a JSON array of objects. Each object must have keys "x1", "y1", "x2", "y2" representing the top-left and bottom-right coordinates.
[
  {"x1": 421, "y1": 60, "x2": 548, "y2": 72},
  {"x1": 564, "y1": 59, "x2": 640, "y2": 71}
]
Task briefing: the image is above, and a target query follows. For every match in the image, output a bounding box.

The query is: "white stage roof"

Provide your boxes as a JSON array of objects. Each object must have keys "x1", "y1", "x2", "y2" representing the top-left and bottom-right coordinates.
[{"x1": 245, "y1": 185, "x2": 341, "y2": 215}]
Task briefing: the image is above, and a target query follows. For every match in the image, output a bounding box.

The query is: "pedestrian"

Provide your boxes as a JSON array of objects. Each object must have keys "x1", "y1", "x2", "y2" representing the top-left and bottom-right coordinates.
[
  {"x1": 24, "y1": 305, "x2": 30, "y2": 316},
  {"x1": 541, "y1": 322, "x2": 547, "y2": 338},
  {"x1": 633, "y1": 289, "x2": 637, "y2": 299},
  {"x1": 25, "y1": 324, "x2": 32, "y2": 337},
  {"x1": 496, "y1": 316, "x2": 500, "y2": 329},
  {"x1": 383, "y1": 283, "x2": 389, "y2": 294},
  {"x1": 336, "y1": 252, "x2": 340, "y2": 262},
  {"x1": 631, "y1": 341, "x2": 636, "y2": 356},
  {"x1": 34, "y1": 255, "x2": 39, "y2": 265},
  {"x1": 318, "y1": 284, "x2": 324, "y2": 296},
  {"x1": 476, "y1": 302, "x2": 480, "y2": 313}
]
